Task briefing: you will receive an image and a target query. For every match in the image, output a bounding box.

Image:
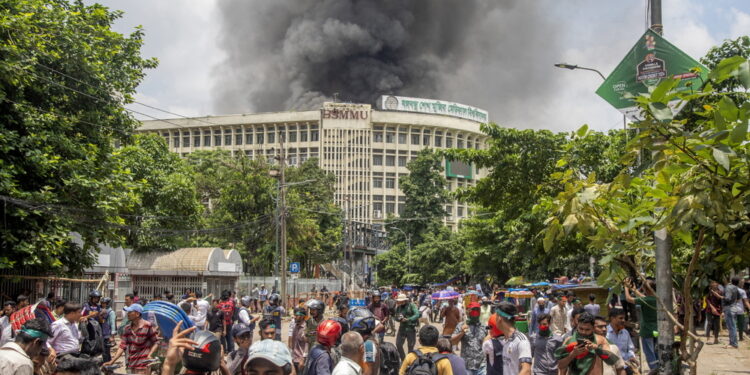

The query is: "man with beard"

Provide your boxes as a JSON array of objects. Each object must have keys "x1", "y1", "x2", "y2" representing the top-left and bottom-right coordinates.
[
  {"x1": 530, "y1": 313, "x2": 562, "y2": 375},
  {"x1": 555, "y1": 313, "x2": 620, "y2": 375},
  {"x1": 367, "y1": 291, "x2": 389, "y2": 343}
]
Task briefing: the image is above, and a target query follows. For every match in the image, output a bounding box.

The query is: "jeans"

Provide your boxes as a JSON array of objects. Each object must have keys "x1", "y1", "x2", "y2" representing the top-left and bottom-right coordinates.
[
  {"x1": 467, "y1": 365, "x2": 487, "y2": 375},
  {"x1": 725, "y1": 310, "x2": 738, "y2": 347},
  {"x1": 222, "y1": 329, "x2": 235, "y2": 352},
  {"x1": 396, "y1": 328, "x2": 416, "y2": 360},
  {"x1": 641, "y1": 336, "x2": 658, "y2": 370}
]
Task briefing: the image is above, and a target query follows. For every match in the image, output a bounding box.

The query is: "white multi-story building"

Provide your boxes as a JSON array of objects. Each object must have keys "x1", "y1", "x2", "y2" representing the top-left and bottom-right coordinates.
[{"x1": 137, "y1": 96, "x2": 489, "y2": 228}]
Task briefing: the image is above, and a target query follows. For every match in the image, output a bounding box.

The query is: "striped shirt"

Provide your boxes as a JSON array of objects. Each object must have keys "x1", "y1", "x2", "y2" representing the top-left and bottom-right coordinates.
[{"x1": 120, "y1": 320, "x2": 157, "y2": 369}]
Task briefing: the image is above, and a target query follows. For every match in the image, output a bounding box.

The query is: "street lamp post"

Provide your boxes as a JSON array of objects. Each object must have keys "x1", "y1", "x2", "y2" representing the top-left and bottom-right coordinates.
[
  {"x1": 554, "y1": 62, "x2": 628, "y2": 135},
  {"x1": 386, "y1": 226, "x2": 411, "y2": 273}
]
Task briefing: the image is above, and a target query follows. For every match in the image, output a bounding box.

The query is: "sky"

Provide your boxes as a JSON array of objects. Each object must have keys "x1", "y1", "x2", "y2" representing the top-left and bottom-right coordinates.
[{"x1": 86, "y1": 0, "x2": 750, "y2": 133}]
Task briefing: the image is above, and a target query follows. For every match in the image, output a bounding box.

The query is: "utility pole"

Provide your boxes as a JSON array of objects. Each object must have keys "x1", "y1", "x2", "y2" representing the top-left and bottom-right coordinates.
[
  {"x1": 650, "y1": 1, "x2": 673, "y2": 374},
  {"x1": 279, "y1": 135, "x2": 288, "y2": 309}
]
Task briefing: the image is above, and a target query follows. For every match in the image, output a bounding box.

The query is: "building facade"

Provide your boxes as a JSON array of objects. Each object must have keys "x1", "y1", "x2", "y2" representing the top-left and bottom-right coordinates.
[{"x1": 137, "y1": 96, "x2": 488, "y2": 228}]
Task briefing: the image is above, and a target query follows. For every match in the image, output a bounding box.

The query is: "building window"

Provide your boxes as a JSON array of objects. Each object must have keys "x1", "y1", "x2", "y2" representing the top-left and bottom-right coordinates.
[
  {"x1": 267, "y1": 131, "x2": 275, "y2": 144},
  {"x1": 385, "y1": 178, "x2": 395, "y2": 189},
  {"x1": 385, "y1": 155, "x2": 395, "y2": 166},
  {"x1": 398, "y1": 156, "x2": 407, "y2": 167},
  {"x1": 311, "y1": 130, "x2": 319, "y2": 141},
  {"x1": 221, "y1": 129, "x2": 230, "y2": 146},
  {"x1": 203, "y1": 130, "x2": 211, "y2": 146},
  {"x1": 411, "y1": 133, "x2": 420, "y2": 145},
  {"x1": 373, "y1": 132, "x2": 384, "y2": 142},
  {"x1": 289, "y1": 128, "x2": 297, "y2": 142},
  {"x1": 445, "y1": 205, "x2": 453, "y2": 217},
  {"x1": 301, "y1": 126, "x2": 308, "y2": 142},
  {"x1": 423, "y1": 130, "x2": 431, "y2": 146},
  {"x1": 235, "y1": 133, "x2": 243, "y2": 145},
  {"x1": 434, "y1": 136, "x2": 442, "y2": 147},
  {"x1": 386, "y1": 132, "x2": 395, "y2": 143},
  {"x1": 182, "y1": 133, "x2": 190, "y2": 148},
  {"x1": 446, "y1": 133, "x2": 453, "y2": 148},
  {"x1": 257, "y1": 133, "x2": 264, "y2": 144},
  {"x1": 457, "y1": 206, "x2": 464, "y2": 217},
  {"x1": 373, "y1": 178, "x2": 383, "y2": 188},
  {"x1": 398, "y1": 133, "x2": 407, "y2": 144},
  {"x1": 398, "y1": 204, "x2": 405, "y2": 216},
  {"x1": 246, "y1": 131, "x2": 253, "y2": 145},
  {"x1": 373, "y1": 155, "x2": 383, "y2": 166},
  {"x1": 386, "y1": 203, "x2": 396, "y2": 214},
  {"x1": 214, "y1": 130, "x2": 222, "y2": 146}
]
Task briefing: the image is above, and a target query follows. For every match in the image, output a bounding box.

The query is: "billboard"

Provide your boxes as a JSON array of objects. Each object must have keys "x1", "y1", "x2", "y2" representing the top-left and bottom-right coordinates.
[
  {"x1": 446, "y1": 160, "x2": 473, "y2": 179},
  {"x1": 596, "y1": 29, "x2": 708, "y2": 121},
  {"x1": 379, "y1": 95, "x2": 489, "y2": 123}
]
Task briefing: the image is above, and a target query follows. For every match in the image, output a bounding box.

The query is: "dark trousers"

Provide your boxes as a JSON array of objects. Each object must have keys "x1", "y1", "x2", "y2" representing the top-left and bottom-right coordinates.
[
  {"x1": 222, "y1": 328, "x2": 235, "y2": 352},
  {"x1": 706, "y1": 314, "x2": 721, "y2": 341},
  {"x1": 737, "y1": 314, "x2": 747, "y2": 340},
  {"x1": 396, "y1": 327, "x2": 416, "y2": 360},
  {"x1": 102, "y1": 337, "x2": 112, "y2": 363}
]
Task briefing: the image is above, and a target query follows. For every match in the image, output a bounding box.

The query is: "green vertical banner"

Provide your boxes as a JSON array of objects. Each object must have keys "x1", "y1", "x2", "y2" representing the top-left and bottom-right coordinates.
[{"x1": 596, "y1": 29, "x2": 708, "y2": 121}]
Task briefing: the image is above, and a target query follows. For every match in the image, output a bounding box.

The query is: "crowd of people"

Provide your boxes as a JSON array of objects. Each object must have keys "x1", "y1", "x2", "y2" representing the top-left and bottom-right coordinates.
[{"x1": 0, "y1": 276, "x2": 748, "y2": 375}]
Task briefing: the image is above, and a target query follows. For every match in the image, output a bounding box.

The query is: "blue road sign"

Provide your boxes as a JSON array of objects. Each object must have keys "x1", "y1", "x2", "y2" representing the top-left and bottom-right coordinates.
[{"x1": 289, "y1": 262, "x2": 301, "y2": 273}]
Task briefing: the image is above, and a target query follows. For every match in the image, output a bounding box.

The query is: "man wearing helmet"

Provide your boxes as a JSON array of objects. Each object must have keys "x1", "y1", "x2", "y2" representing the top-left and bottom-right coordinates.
[
  {"x1": 99, "y1": 297, "x2": 116, "y2": 363},
  {"x1": 263, "y1": 294, "x2": 286, "y2": 340},
  {"x1": 305, "y1": 299, "x2": 326, "y2": 349},
  {"x1": 81, "y1": 290, "x2": 102, "y2": 322},
  {"x1": 303, "y1": 319, "x2": 343, "y2": 375},
  {"x1": 367, "y1": 291, "x2": 389, "y2": 343},
  {"x1": 348, "y1": 307, "x2": 380, "y2": 375}
]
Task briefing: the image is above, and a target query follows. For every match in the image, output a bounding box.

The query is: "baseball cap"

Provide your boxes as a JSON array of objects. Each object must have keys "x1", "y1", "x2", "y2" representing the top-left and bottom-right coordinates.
[
  {"x1": 245, "y1": 339, "x2": 293, "y2": 369},
  {"x1": 124, "y1": 304, "x2": 143, "y2": 314},
  {"x1": 232, "y1": 324, "x2": 252, "y2": 338}
]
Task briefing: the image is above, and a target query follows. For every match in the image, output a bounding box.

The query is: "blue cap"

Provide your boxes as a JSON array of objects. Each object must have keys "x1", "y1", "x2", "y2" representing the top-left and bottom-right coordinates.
[
  {"x1": 232, "y1": 324, "x2": 252, "y2": 337},
  {"x1": 124, "y1": 304, "x2": 144, "y2": 314}
]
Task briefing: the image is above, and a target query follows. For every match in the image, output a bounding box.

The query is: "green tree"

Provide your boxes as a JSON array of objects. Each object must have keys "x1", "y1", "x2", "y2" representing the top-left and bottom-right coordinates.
[
  {"x1": 113, "y1": 134, "x2": 203, "y2": 252},
  {"x1": 389, "y1": 148, "x2": 449, "y2": 246},
  {"x1": 443, "y1": 126, "x2": 627, "y2": 283},
  {"x1": 542, "y1": 57, "x2": 750, "y2": 374},
  {"x1": 0, "y1": 0, "x2": 155, "y2": 273}
]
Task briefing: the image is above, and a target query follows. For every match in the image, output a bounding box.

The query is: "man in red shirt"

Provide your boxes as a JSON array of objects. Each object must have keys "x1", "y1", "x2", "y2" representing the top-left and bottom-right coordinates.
[
  {"x1": 105, "y1": 303, "x2": 158, "y2": 374},
  {"x1": 218, "y1": 290, "x2": 237, "y2": 352}
]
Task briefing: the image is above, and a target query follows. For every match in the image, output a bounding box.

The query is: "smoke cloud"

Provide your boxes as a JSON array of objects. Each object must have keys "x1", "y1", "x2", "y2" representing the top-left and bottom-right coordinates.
[{"x1": 213, "y1": 0, "x2": 564, "y2": 124}]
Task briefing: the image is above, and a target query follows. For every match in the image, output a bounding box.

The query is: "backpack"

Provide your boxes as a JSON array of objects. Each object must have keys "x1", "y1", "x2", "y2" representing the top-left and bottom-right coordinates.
[
  {"x1": 79, "y1": 319, "x2": 104, "y2": 356},
  {"x1": 379, "y1": 342, "x2": 401, "y2": 375},
  {"x1": 406, "y1": 349, "x2": 446, "y2": 375}
]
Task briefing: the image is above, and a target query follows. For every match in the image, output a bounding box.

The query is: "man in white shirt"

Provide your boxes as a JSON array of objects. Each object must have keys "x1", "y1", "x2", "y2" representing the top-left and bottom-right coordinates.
[
  {"x1": 495, "y1": 302, "x2": 531, "y2": 375},
  {"x1": 49, "y1": 302, "x2": 82, "y2": 356},
  {"x1": 549, "y1": 296, "x2": 568, "y2": 336},
  {"x1": 185, "y1": 291, "x2": 210, "y2": 329},
  {"x1": 332, "y1": 331, "x2": 364, "y2": 375},
  {"x1": 0, "y1": 318, "x2": 52, "y2": 375}
]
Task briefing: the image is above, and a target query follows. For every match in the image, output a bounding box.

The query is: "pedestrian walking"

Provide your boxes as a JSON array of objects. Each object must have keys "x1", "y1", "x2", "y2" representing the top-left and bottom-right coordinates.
[{"x1": 393, "y1": 293, "x2": 420, "y2": 360}]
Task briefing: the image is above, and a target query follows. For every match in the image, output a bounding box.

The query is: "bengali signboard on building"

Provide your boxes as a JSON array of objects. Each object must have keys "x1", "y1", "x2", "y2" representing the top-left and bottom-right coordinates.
[
  {"x1": 596, "y1": 29, "x2": 708, "y2": 121},
  {"x1": 379, "y1": 95, "x2": 489, "y2": 123}
]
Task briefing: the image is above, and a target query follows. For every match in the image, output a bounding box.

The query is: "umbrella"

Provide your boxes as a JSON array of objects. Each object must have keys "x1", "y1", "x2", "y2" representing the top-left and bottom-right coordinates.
[
  {"x1": 431, "y1": 290, "x2": 460, "y2": 300},
  {"x1": 505, "y1": 276, "x2": 526, "y2": 286}
]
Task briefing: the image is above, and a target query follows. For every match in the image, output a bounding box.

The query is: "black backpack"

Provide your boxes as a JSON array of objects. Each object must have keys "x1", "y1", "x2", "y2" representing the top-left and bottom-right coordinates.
[
  {"x1": 379, "y1": 342, "x2": 401, "y2": 375},
  {"x1": 406, "y1": 349, "x2": 446, "y2": 375},
  {"x1": 79, "y1": 320, "x2": 104, "y2": 356}
]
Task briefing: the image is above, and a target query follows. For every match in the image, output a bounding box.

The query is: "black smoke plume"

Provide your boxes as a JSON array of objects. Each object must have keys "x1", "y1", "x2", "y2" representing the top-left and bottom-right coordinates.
[{"x1": 213, "y1": 0, "x2": 562, "y2": 119}]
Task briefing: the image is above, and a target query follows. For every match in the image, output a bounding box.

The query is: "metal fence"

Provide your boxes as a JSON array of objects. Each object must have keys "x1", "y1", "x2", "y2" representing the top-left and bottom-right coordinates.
[
  {"x1": 0, "y1": 271, "x2": 109, "y2": 306},
  {"x1": 237, "y1": 276, "x2": 342, "y2": 296}
]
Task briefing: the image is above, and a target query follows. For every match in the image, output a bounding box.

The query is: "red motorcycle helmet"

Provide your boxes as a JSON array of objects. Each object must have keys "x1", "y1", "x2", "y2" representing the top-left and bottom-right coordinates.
[{"x1": 317, "y1": 319, "x2": 343, "y2": 347}]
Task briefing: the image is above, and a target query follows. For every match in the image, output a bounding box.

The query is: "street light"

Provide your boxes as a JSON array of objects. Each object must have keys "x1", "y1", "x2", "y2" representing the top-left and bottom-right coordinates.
[{"x1": 554, "y1": 63, "x2": 606, "y2": 80}]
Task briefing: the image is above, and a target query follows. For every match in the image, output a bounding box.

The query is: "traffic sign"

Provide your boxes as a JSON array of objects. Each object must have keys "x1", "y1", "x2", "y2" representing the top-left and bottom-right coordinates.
[
  {"x1": 289, "y1": 262, "x2": 301, "y2": 273},
  {"x1": 596, "y1": 29, "x2": 707, "y2": 121}
]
